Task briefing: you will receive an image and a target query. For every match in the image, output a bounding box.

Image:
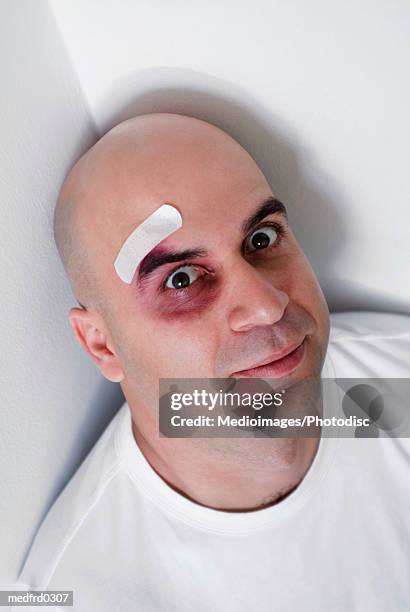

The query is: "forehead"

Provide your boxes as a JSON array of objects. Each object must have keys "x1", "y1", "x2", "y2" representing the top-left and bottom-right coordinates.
[
  {"x1": 104, "y1": 141, "x2": 267, "y2": 228},
  {"x1": 78, "y1": 131, "x2": 272, "y2": 281}
]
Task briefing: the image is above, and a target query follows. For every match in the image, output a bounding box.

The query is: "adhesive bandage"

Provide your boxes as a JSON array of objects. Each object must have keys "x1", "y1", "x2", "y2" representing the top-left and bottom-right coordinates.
[{"x1": 114, "y1": 204, "x2": 183, "y2": 283}]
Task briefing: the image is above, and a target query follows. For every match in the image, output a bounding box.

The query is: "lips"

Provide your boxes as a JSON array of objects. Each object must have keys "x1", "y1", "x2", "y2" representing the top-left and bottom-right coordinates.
[{"x1": 231, "y1": 337, "x2": 307, "y2": 378}]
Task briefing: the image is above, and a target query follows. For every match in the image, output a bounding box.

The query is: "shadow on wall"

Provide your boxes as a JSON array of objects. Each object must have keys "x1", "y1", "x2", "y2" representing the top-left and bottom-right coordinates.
[
  {"x1": 98, "y1": 66, "x2": 408, "y2": 314},
  {"x1": 72, "y1": 383, "x2": 125, "y2": 466}
]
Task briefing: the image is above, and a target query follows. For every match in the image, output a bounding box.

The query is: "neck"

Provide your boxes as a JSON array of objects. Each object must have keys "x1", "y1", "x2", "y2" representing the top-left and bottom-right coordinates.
[{"x1": 131, "y1": 417, "x2": 319, "y2": 511}]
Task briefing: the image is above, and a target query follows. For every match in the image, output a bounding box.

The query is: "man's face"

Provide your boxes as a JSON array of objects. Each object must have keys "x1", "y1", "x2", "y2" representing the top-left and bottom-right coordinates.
[{"x1": 98, "y1": 125, "x2": 330, "y2": 412}]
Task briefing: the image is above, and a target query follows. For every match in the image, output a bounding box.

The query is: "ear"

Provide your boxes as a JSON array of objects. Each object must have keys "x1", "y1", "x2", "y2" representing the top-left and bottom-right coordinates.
[{"x1": 68, "y1": 307, "x2": 125, "y2": 383}]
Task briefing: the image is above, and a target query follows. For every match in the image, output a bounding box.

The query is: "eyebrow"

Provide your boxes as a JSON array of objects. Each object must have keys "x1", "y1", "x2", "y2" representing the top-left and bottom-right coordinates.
[
  {"x1": 137, "y1": 247, "x2": 208, "y2": 283},
  {"x1": 242, "y1": 197, "x2": 287, "y2": 234},
  {"x1": 136, "y1": 197, "x2": 288, "y2": 284}
]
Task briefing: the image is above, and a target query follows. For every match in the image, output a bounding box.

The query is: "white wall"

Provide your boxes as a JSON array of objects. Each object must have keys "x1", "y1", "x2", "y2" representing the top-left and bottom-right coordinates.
[
  {"x1": 49, "y1": 0, "x2": 410, "y2": 313},
  {"x1": 0, "y1": 0, "x2": 123, "y2": 587}
]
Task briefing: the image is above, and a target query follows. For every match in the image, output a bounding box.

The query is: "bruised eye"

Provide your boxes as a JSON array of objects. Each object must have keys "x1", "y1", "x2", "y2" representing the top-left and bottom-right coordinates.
[
  {"x1": 246, "y1": 225, "x2": 279, "y2": 252},
  {"x1": 165, "y1": 265, "x2": 202, "y2": 289}
]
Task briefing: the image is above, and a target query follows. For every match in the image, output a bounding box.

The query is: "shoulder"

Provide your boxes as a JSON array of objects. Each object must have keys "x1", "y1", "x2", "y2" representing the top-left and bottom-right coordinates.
[
  {"x1": 16, "y1": 403, "x2": 130, "y2": 591},
  {"x1": 328, "y1": 311, "x2": 410, "y2": 377}
]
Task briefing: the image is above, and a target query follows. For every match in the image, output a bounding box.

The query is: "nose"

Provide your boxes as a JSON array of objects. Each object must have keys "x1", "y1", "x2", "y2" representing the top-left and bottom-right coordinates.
[{"x1": 227, "y1": 260, "x2": 289, "y2": 332}]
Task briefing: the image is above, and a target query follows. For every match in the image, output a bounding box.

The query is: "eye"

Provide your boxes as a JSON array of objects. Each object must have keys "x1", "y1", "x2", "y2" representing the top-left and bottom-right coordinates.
[
  {"x1": 164, "y1": 265, "x2": 202, "y2": 290},
  {"x1": 246, "y1": 225, "x2": 279, "y2": 253}
]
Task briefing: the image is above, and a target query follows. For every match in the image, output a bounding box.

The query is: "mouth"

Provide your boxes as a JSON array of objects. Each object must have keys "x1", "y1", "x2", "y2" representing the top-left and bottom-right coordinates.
[{"x1": 231, "y1": 337, "x2": 307, "y2": 379}]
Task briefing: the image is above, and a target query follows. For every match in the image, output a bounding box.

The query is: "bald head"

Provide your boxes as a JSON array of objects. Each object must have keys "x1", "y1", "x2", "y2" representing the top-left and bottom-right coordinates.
[
  {"x1": 54, "y1": 111, "x2": 330, "y2": 430},
  {"x1": 53, "y1": 113, "x2": 259, "y2": 315}
]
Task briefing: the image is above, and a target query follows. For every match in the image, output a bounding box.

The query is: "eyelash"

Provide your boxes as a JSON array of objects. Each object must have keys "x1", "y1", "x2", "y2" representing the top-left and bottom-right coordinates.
[{"x1": 161, "y1": 220, "x2": 288, "y2": 292}]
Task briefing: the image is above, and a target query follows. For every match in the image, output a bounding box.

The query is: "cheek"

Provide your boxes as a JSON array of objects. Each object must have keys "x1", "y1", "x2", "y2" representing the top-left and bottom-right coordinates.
[
  {"x1": 126, "y1": 294, "x2": 223, "y2": 377},
  {"x1": 282, "y1": 252, "x2": 321, "y2": 298},
  {"x1": 142, "y1": 323, "x2": 218, "y2": 378},
  {"x1": 287, "y1": 256, "x2": 329, "y2": 334}
]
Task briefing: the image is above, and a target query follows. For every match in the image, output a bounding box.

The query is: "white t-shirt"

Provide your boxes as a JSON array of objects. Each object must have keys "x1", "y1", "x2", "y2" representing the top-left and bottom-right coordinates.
[{"x1": 14, "y1": 312, "x2": 410, "y2": 611}]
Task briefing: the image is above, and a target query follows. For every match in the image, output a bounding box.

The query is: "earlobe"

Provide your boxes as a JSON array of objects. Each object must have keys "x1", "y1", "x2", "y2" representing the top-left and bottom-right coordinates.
[{"x1": 68, "y1": 307, "x2": 125, "y2": 383}]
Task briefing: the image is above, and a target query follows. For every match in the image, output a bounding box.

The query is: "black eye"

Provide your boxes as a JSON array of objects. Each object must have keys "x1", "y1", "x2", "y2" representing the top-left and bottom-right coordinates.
[
  {"x1": 165, "y1": 265, "x2": 201, "y2": 289},
  {"x1": 246, "y1": 226, "x2": 279, "y2": 252}
]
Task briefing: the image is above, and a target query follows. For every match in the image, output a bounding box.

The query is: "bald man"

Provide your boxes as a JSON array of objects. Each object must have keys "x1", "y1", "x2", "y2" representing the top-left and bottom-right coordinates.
[{"x1": 14, "y1": 115, "x2": 410, "y2": 611}]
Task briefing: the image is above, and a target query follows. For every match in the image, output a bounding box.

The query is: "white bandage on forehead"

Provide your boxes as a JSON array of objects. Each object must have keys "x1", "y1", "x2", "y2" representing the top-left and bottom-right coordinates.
[{"x1": 114, "y1": 204, "x2": 183, "y2": 284}]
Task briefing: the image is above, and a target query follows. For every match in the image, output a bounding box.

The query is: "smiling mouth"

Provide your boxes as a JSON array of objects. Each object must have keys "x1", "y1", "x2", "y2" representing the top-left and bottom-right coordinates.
[{"x1": 231, "y1": 337, "x2": 307, "y2": 378}]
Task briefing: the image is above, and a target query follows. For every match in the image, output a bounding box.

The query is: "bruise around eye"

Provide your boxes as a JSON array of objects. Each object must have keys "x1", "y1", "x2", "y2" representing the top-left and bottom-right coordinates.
[{"x1": 154, "y1": 271, "x2": 221, "y2": 320}]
